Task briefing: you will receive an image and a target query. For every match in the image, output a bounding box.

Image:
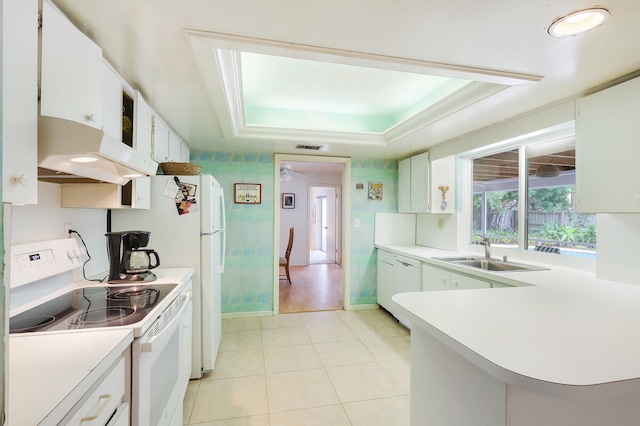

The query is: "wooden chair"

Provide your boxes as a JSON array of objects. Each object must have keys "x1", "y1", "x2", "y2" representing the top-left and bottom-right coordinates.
[{"x1": 279, "y1": 227, "x2": 294, "y2": 284}]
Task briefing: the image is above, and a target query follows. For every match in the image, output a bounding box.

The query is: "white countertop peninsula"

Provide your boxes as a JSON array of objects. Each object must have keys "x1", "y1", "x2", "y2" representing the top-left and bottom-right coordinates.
[{"x1": 383, "y1": 244, "x2": 640, "y2": 425}]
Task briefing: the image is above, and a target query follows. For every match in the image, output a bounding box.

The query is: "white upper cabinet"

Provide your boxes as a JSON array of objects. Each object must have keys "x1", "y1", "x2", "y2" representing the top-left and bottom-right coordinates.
[
  {"x1": 153, "y1": 115, "x2": 190, "y2": 164},
  {"x1": 40, "y1": 0, "x2": 103, "y2": 129},
  {"x1": 431, "y1": 156, "x2": 456, "y2": 213},
  {"x1": 169, "y1": 132, "x2": 184, "y2": 162},
  {"x1": 398, "y1": 158, "x2": 411, "y2": 212},
  {"x1": 411, "y1": 152, "x2": 430, "y2": 212},
  {"x1": 3, "y1": 0, "x2": 38, "y2": 204},
  {"x1": 152, "y1": 115, "x2": 170, "y2": 163},
  {"x1": 398, "y1": 152, "x2": 430, "y2": 213},
  {"x1": 576, "y1": 76, "x2": 640, "y2": 213},
  {"x1": 101, "y1": 61, "x2": 123, "y2": 140},
  {"x1": 134, "y1": 92, "x2": 154, "y2": 159},
  {"x1": 181, "y1": 141, "x2": 191, "y2": 162}
]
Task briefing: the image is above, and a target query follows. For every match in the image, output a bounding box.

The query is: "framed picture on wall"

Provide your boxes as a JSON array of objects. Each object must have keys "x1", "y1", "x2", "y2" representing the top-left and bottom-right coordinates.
[
  {"x1": 282, "y1": 193, "x2": 295, "y2": 209},
  {"x1": 234, "y1": 183, "x2": 261, "y2": 204}
]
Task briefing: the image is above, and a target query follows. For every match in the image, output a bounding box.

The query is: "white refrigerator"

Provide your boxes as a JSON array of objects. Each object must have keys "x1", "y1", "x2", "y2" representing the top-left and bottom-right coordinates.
[{"x1": 112, "y1": 174, "x2": 226, "y2": 379}]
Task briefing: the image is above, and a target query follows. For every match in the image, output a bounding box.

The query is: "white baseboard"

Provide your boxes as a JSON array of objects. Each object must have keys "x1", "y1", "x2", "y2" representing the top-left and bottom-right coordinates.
[{"x1": 222, "y1": 310, "x2": 273, "y2": 319}]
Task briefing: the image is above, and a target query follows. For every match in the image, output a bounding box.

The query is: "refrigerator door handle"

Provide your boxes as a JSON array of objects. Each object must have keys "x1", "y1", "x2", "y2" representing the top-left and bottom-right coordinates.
[
  {"x1": 218, "y1": 188, "x2": 226, "y2": 231},
  {"x1": 220, "y1": 230, "x2": 226, "y2": 273}
]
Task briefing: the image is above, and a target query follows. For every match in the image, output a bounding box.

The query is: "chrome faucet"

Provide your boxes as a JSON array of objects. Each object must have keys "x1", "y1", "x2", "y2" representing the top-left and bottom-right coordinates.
[{"x1": 480, "y1": 236, "x2": 492, "y2": 259}]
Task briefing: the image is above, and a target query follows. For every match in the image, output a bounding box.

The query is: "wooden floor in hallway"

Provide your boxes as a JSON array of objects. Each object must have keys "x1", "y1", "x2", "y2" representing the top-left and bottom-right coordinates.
[{"x1": 279, "y1": 263, "x2": 343, "y2": 313}]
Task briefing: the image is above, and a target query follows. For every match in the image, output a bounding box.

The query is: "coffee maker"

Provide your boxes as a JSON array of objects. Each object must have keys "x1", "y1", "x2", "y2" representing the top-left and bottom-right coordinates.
[{"x1": 106, "y1": 231, "x2": 161, "y2": 283}]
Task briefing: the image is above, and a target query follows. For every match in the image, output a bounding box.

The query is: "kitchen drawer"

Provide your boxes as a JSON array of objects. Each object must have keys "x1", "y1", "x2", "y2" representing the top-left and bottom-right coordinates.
[
  {"x1": 377, "y1": 249, "x2": 394, "y2": 264},
  {"x1": 65, "y1": 357, "x2": 126, "y2": 425}
]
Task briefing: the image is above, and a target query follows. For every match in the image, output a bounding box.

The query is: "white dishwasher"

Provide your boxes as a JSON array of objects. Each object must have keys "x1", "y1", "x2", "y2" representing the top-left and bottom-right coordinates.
[{"x1": 392, "y1": 254, "x2": 422, "y2": 328}]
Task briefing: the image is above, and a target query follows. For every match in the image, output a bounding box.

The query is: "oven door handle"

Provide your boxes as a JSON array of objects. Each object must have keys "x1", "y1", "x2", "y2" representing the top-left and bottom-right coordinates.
[{"x1": 140, "y1": 291, "x2": 191, "y2": 354}]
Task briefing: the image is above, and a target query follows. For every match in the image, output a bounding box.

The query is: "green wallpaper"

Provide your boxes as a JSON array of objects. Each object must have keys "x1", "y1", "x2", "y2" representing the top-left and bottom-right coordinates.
[
  {"x1": 192, "y1": 151, "x2": 397, "y2": 313},
  {"x1": 350, "y1": 158, "x2": 398, "y2": 305}
]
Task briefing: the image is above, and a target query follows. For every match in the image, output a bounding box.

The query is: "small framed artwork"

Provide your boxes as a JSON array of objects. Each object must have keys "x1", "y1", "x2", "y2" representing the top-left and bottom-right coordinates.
[
  {"x1": 368, "y1": 182, "x2": 383, "y2": 201},
  {"x1": 282, "y1": 193, "x2": 295, "y2": 209},
  {"x1": 234, "y1": 183, "x2": 262, "y2": 204}
]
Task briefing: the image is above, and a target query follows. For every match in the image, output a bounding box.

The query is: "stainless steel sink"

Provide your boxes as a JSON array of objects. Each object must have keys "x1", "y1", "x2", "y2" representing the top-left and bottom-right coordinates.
[
  {"x1": 432, "y1": 256, "x2": 483, "y2": 262},
  {"x1": 433, "y1": 257, "x2": 548, "y2": 272}
]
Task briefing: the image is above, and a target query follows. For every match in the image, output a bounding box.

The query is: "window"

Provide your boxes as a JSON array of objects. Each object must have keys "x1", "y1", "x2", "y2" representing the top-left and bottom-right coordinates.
[
  {"x1": 472, "y1": 149, "x2": 519, "y2": 250},
  {"x1": 471, "y1": 139, "x2": 596, "y2": 258}
]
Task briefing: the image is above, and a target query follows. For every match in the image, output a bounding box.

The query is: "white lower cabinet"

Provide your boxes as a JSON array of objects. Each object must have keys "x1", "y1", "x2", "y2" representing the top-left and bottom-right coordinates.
[
  {"x1": 422, "y1": 263, "x2": 451, "y2": 291},
  {"x1": 376, "y1": 250, "x2": 394, "y2": 315},
  {"x1": 393, "y1": 255, "x2": 422, "y2": 327},
  {"x1": 451, "y1": 272, "x2": 491, "y2": 290},
  {"x1": 376, "y1": 249, "x2": 421, "y2": 328},
  {"x1": 62, "y1": 356, "x2": 128, "y2": 425},
  {"x1": 423, "y1": 263, "x2": 501, "y2": 291}
]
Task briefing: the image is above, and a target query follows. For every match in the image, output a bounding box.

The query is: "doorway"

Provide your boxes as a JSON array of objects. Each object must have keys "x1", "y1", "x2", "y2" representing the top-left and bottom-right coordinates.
[
  {"x1": 310, "y1": 185, "x2": 341, "y2": 264},
  {"x1": 274, "y1": 155, "x2": 351, "y2": 315}
]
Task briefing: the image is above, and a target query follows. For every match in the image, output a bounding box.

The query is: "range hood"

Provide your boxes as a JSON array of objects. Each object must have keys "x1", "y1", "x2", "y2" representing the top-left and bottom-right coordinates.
[{"x1": 38, "y1": 116, "x2": 158, "y2": 185}]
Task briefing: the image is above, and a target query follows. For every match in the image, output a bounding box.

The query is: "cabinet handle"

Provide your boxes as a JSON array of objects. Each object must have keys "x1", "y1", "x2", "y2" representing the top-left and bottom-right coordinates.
[
  {"x1": 12, "y1": 175, "x2": 29, "y2": 186},
  {"x1": 80, "y1": 394, "x2": 112, "y2": 422},
  {"x1": 85, "y1": 113, "x2": 98, "y2": 123}
]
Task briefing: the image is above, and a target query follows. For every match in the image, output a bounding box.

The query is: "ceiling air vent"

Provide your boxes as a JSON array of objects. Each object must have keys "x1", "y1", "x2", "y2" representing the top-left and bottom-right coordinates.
[{"x1": 295, "y1": 144, "x2": 323, "y2": 151}]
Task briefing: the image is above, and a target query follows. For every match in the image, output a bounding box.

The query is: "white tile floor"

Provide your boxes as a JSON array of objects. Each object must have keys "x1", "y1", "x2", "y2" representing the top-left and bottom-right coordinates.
[{"x1": 183, "y1": 308, "x2": 411, "y2": 425}]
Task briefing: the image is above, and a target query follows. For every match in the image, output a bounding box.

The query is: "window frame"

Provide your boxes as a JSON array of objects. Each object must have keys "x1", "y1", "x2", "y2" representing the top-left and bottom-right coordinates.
[{"x1": 459, "y1": 121, "x2": 595, "y2": 268}]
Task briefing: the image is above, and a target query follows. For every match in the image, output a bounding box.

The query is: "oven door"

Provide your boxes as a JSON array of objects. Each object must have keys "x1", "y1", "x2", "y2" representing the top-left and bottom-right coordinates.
[{"x1": 131, "y1": 288, "x2": 192, "y2": 426}]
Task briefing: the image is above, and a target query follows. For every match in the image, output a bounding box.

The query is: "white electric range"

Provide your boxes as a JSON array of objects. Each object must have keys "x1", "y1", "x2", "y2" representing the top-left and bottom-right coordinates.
[{"x1": 9, "y1": 238, "x2": 195, "y2": 426}]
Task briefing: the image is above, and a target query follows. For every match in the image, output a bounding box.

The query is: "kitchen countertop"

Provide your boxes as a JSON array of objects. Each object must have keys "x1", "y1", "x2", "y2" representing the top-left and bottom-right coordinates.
[
  {"x1": 382, "y1": 244, "x2": 640, "y2": 399},
  {"x1": 8, "y1": 267, "x2": 195, "y2": 424},
  {"x1": 9, "y1": 329, "x2": 133, "y2": 425}
]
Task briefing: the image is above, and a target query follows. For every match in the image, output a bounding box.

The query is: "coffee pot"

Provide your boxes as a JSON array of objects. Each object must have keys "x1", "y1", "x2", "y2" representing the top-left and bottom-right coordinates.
[
  {"x1": 106, "y1": 231, "x2": 161, "y2": 283},
  {"x1": 122, "y1": 249, "x2": 160, "y2": 274}
]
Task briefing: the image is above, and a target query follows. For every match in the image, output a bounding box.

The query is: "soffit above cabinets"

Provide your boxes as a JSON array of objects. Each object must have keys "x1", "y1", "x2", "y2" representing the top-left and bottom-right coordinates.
[{"x1": 185, "y1": 31, "x2": 542, "y2": 149}]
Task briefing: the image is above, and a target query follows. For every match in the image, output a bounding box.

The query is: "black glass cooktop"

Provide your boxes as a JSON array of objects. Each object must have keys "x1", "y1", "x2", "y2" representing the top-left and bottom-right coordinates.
[{"x1": 10, "y1": 283, "x2": 177, "y2": 334}]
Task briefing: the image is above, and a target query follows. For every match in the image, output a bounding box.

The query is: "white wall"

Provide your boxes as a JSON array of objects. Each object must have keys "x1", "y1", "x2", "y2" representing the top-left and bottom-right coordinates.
[
  {"x1": 10, "y1": 181, "x2": 109, "y2": 278},
  {"x1": 416, "y1": 213, "x2": 457, "y2": 251}
]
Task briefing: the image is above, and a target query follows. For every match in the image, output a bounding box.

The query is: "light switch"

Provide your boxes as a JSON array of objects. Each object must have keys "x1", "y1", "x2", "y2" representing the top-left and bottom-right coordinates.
[{"x1": 354, "y1": 218, "x2": 360, "y2": 228}]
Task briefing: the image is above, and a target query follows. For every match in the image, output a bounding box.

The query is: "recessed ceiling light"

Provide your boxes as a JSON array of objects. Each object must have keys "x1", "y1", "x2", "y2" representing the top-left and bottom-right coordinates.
[
  {"x1": 70, "y1": 156, "x2": 98, "y2": 163},
  {"x1": 548, "y1": 8, "x2": 610, "y2": 37},
  {"x1": 123, "y1": 173, "x2": 143, "y2": 178}
]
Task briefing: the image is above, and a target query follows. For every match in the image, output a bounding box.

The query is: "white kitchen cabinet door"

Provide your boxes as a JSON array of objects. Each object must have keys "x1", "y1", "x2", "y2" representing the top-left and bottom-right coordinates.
[
  {"x1": 101, "y1": 60, "x2": 122, "y2": 141},
  {"x1": 393, "y1": 255, "x2": 422, "y2": 327},
  {"x1": 169, "y1": 132, "x2": 184, "y2": 162},
  {"x1": 152, "y1": 115, "x2": 170, "y2": 162},
  {"x1": 431, "y1": 155, "x2": 456, "y2": 213},
  {"x1": 376, "y1": 250, "x2": 394, "y2": 312},
  {"x1": 576, "y1": 76, "x2": 640, "y2": 213},
  {"x1": 3, "y1": 0, "x2": 38, "y2": 204},
  {"x1": 410, "y1": 152, "x2": 430, "y2": 213},
  {"x1": 451, "y1": 272, "x2": 491, "y2": 290},
  {"x1": 40, "y1": 0, "x2": 103, "y2": 129},
  {"x1": 181, "y1": 141, "x2": 191, "y2": 162},
  {"x1": 422, "y1": 263, "x2": 451, "y2": 291},
  {"x1": 134, "y1": 91, "x2": 154, "y2": 159},
  {"x1": 131, "y1": 177, "x2": 151, "y2": 209},
  {"x1": 64, "y1": 357, "x2": 126, "y2": 425},
  {"x1": 398, "y1": 157, "x2": 411, "y2": 213}
]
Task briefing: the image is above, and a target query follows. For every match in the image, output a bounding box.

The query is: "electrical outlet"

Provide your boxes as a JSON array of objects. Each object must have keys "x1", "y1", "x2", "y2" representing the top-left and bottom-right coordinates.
[{"x1": 64, "y1": 223, "x2": 75, "y2": 237}]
